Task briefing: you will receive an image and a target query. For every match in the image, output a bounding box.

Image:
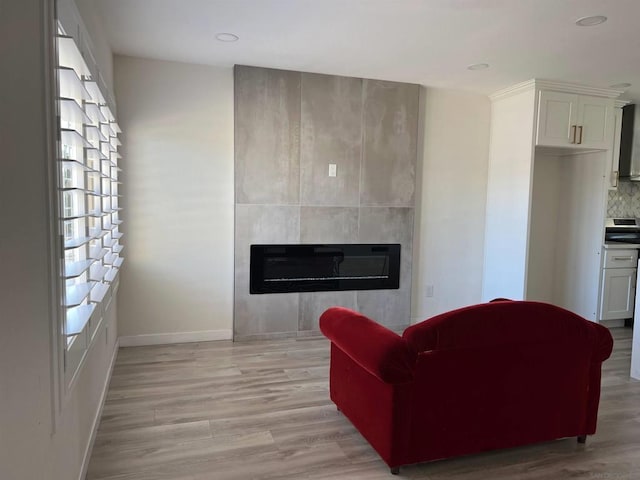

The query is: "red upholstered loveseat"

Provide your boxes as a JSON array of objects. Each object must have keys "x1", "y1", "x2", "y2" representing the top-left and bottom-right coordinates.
[{"x1": 319, "y1": 301, "x2": 614, "y2": 474}]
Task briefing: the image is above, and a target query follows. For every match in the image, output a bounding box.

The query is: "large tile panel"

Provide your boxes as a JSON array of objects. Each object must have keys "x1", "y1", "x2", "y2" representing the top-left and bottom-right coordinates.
[
  {"x1": 299, "y1": 206, "x2": 359, "y2": 244},
  {"x1": 235, "y1": 66, "x2": 301, "y2": 205},
  {"x1": 300, "y1": 73, "x2": 362, "y2": 206},
  {"x1": 234, "y1": 205, "x2": 300, "y2": 338},
  {"x1": 299, "y1": 206, "x2": 360, "y2": 331},
  {"x1": 360, "y1": 80, "x2": 419, "y2": 207},
  {"x1": 299, "y1": 291, "x2": 357, "y2": 332},
  {"x1": 357, "y1": 207, "x2": 414, "y2": 328}
]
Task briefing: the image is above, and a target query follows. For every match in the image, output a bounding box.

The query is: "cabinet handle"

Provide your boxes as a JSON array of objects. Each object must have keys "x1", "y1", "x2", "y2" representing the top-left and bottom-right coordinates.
[
  {"x1": 613, "y1": 256, "x2": 634, "y2": 261},
  {"x1": 570, "y1": 125, "x2": 577, "y2": 144},
  {"x1": 613, "y1": 170, "x2": 619, "y2": 188},
  {"x1": 577, "y1": 125, "x2": 583, "y2": 144}
]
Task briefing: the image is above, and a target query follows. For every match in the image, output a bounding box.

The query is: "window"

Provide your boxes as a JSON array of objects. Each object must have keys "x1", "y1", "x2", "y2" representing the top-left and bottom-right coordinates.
[{"x1": 56, "y1": 28, "x2": 124, "y2": 385}]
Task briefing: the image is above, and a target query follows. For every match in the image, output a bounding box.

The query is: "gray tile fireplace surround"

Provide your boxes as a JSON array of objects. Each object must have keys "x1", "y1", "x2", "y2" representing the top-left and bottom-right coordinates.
[{"x1": 234, "y1": 65, "x2": 419, "y2": 340}]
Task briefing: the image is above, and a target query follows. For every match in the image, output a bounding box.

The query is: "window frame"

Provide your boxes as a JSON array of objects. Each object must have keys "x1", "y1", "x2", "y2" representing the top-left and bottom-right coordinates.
[{"x1": 52, "y1": 16, "x2": 124, "y2": 398}]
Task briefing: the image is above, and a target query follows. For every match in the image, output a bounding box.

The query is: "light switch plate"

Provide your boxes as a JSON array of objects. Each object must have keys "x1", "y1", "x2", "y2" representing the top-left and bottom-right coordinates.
[{"x1": 328, "y1": 163, "x2": 337, "y2": 177}]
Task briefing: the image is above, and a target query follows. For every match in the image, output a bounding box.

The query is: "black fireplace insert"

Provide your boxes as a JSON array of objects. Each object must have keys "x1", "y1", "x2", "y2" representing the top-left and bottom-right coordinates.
[{"x1": 250, "y1": 244, "x2": 401, "y2": 294}]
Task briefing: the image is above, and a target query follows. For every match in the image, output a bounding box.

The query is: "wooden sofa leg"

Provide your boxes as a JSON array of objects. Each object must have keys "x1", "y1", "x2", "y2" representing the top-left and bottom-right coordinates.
[
  {"x1": 577, "y1": 435, "x2": 587, "y2": 444},
  {"x1": 390, "y1": 466, "x2": 400, "y2": 475}
]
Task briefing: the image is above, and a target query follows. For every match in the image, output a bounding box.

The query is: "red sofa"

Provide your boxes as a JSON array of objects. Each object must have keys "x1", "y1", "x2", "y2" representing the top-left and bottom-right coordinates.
[{"x1": 319, "y1": 300, "x2": 613, "y2": 474}]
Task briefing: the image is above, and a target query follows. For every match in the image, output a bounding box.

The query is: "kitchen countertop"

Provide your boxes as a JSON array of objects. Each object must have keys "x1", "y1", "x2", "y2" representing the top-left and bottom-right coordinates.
[{"x1": 603, "y1": 242, "x2": 640, "y2": 250}]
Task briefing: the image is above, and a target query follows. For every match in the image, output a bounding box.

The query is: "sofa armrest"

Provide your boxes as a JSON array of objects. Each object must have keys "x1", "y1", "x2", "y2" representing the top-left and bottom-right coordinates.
[
  {"x1": 590, "y1": 322, "x2": 614, "y2": 363},
  {"x1": 585, "y1": 321, "x2": 614, "y2": 433},
  {"x1": 319, "y1": 307, "x2": 414, "y2": 384}
]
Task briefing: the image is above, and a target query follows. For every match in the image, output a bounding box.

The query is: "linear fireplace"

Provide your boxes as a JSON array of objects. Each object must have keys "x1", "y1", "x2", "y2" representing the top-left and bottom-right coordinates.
[{"x1": 250, "y1": 244, "x2": 401, "y2": 294}]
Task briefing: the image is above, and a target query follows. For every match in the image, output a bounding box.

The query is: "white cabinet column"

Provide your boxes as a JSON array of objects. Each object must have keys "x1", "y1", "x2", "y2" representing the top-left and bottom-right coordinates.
[
  {"x1": 481, "y1": 85, "x2": 536, "y2": 301},
  {"x1": 631, "y1": 261, "x2": 640, "y2": 380},
  {"x1": 483, "y1": 79, "x2": 620, "y2": 320}
]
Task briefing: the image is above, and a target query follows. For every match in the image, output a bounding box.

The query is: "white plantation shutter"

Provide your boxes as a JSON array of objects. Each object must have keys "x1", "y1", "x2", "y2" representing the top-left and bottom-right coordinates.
[{"x1": 56, "y1": 29, "x2": 124, "y2": 384}]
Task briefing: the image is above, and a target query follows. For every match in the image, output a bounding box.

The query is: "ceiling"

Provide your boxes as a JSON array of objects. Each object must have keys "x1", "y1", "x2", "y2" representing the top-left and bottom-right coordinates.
[{"x1": 93, "y1": 0, "x2": 640, "y2": 101}]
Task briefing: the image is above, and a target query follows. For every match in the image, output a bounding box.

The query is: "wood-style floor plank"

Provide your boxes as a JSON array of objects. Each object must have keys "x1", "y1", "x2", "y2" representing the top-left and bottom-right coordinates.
[{"x1": 87, "y1": 327, "x2": 640, "y2": 479}]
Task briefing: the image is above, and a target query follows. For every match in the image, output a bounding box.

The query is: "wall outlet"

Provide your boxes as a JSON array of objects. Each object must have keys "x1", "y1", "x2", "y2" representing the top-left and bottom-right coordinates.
[
  {"x1": 426, "y1": 285, "x2": 434, "y2": 297},
  {"x1": 328, "y1": 163, "x2": 337, "y2": 177}
]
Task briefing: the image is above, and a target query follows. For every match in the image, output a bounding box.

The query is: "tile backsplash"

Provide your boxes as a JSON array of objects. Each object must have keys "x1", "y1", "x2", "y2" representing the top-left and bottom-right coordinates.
[{"x1": 608, "y1": 180, "x2": 640, "y2": 218}]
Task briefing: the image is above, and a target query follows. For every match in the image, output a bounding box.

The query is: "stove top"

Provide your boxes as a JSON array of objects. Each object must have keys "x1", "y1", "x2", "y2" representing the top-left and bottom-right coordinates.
[
  {"x1": 606, "y1": 218, "x2": 640, "y2": 230},
  {"x1": 605, "y1": 218, "x2": 640, "y2": 244}
]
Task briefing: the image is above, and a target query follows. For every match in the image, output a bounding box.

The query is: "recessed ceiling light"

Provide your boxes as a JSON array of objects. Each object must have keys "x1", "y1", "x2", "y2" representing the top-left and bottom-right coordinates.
[
  {"x1": 467, "y1": 63, "x2": 489, "y2": 71},
  {"x1": 575, "y1": 15, "x2": 607, "y2": 27},
  {"x1": 610, "y1": 83, "x2": 632, "y2": 89},
  {"x1": 216, "y1": 33, "x2": 239, "y2": 42}
]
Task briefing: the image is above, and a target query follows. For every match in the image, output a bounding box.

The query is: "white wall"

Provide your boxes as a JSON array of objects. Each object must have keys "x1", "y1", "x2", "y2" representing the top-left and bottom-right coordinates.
[
  {"x1": 0, "y1": 3, "x2": 55, "y2": 462},
  {"x1": 114, "y1": 55, "x2": 234, "y2": 344},
  {"x1": 412, "y1": 88, "x2": 491, "y2": 323},
  {"x1": 114, "y1": 62, "x2": 488, "y2": 336},
  {"x1": 527, "y1": 153, "x2": 562, "y2": 303},
  {"x1": 481, "y1": 88, "x2": 536, "y2": 302},
  {"x1": 0, "y1": 2, "x2": 118, "y2": 479}
]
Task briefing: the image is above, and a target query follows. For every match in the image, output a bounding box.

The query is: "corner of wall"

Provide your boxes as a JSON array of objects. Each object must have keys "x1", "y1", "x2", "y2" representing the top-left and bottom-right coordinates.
[
  {"x1": 411, "y1": 85, "x2": 428, "y2": 322},
  {"x1": 412, "y1": 87, "x2": 491, "y2": 320}
]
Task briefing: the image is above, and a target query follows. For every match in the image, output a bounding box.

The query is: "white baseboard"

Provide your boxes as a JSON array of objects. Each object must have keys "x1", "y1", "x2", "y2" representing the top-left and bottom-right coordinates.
[
  {"x1": 78, "y1": 337, "x2": 119, "y2": 480},
  {"x1": 118, "y1": 329, "x2": 233, "y2": 347}
]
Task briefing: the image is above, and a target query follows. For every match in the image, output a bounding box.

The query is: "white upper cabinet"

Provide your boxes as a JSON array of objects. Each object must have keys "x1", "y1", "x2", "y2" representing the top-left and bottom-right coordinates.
[
  {"x1": 536, "y1": 90, "x2": 578, "y2": 146},
  {"x1": 579, "y1": 95, "x2": 614, "y2": 148},
  {"x1": 536, "y1": 90, "x2": 613, "y2": 149}
]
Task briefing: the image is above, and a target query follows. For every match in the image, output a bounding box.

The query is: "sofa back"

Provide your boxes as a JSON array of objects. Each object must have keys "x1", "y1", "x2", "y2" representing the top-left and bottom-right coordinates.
[
  {"x1": 403, "y1": 300, "x2": 611, "y2": 361},
  {"x1": 400, "y1": 300, "x2": 614, "y2": 462}
]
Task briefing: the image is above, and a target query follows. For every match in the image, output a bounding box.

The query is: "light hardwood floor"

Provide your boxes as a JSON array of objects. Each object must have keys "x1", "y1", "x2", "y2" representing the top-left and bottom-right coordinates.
[{"x1": 87, "y1": 327, "x2": 640, "y2": 480}]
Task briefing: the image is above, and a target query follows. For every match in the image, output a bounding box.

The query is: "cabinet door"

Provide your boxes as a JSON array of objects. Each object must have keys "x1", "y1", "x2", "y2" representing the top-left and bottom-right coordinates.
[
  {"x1": 536, "y1": 91, "x2": 579, "y2": 147},
  {"x1": 577, "y1": 96, "x2": 613, "y2": 149},
  {"x1": 600, "y1": 267, "x2": 637, "y2": 320},
  {"x1": 608, "y1": 107, "x2": 623, "y2": 189}
]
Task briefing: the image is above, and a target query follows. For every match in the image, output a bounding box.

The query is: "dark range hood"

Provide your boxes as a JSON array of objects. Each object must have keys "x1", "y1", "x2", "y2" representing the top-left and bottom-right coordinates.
[{"x1": 619, "y1": 104, "x2": 639, "y2": 180}]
